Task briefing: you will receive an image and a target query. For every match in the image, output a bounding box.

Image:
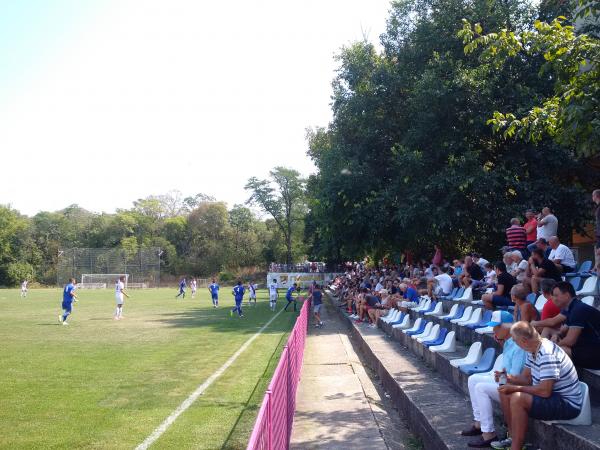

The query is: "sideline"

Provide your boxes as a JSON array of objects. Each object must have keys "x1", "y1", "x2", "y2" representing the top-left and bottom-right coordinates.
[{"x1": 135, "y1": 307, "x2": 286, "y2": 450}]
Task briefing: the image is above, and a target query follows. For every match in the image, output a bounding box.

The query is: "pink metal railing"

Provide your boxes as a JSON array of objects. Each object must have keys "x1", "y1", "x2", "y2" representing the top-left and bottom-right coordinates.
[{"x1": 247, "y1": 297, "x2": 311, "y2": 450}]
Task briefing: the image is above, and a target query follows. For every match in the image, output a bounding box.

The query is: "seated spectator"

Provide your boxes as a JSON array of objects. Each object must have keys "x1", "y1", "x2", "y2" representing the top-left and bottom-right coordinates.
[
  {"x1": 482, "y1": 262, "x2": 516, "y2": 310},
  {"x1": 526, "y1": 248, "x2": 562, "y2": 294},
  {"x1": 426, "y1": 265, "x2": 453, "y2": 299},
  {"x1": 452, "y1": 259, "x2": 464, "y2": 278},
  {"x1": 548, "y1": 236, "x2": 576, "y2": 274},
  {"x1": 461, "y1": 311, "x2": 527, "y2": 448},
  {"x1": 534, "y1": 237, "x2": 551, "y2": 258},
  {"x1": 473, "y1": 253, "x2": 490, "y2": 269},
  {"x1": 531, "y1": 279, "x2": 564, "y2": 338},
  {"x1": 368, "y1": 290, "x2": 392, "y2": 327},
  {"x1": 511, "y1": 284, "x2": 539, "y2": 323},
  {"x1": 397, "y1": 283, "x2": 420, "y2": 312},
  {"x1": 473, "y1": 263, "x2": 496, "y2": 291},
  {"x1": 503, "y1": 253, "x2": 517, "y2": 277},
  {"x1": 510, "y1": 251, "x2": 529, "y2": 282},
  {"x1": 497, "y1": 321, "x2": 582, "y2": 450},
  {"x1": 506, "y1": 218, "x2": 527, "y2": 256},
  {"x1": 551, "y1": 281, "x2": 600, "y2": 369},
  {"x1": 460, "y1": 256, "x2": 485, "y2": 288},
  {"x1": 356, "y1": 291, "x2": 382, "y2": 323}
]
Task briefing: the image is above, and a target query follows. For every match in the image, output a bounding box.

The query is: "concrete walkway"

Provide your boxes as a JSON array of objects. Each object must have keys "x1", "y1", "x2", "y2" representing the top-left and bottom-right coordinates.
[{"x1": 290, "y1": 301, "x2": 414, "y2": 450}]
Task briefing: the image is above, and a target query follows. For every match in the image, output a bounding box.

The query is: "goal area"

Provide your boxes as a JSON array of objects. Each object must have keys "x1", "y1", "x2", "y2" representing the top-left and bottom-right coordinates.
[{"x1": 57, "y1": 248, "x2": 161, "y2": 288}]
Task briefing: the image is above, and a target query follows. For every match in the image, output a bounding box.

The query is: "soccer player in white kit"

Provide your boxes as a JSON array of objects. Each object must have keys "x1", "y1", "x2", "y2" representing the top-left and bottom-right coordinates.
[
  {"x1": 114, "y1": 276, "x2": 130, "y2": 320},
  {"x1": 269, "y1": 279, "x2": 278, "y2": 311},
  {"x1": 21, "y1": 280, "x2": 28, "y2": 298},
  {"x1": 248, "y1": 282, "x2": 257, "y2": 306},
  {"x1": 191, "y1": 278, "x2": 197, "y2": 298}
]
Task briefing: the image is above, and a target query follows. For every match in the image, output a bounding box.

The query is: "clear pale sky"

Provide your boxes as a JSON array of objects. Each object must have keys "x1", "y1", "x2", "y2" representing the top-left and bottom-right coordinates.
[{"x1": 0, "y1": 0, "x2": 391, "y2": 216}]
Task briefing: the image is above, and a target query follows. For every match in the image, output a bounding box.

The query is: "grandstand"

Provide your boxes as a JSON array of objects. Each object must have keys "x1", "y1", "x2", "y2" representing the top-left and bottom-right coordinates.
[{"x1": 328, "y1": 273, "x2": 600, "y2": 449}]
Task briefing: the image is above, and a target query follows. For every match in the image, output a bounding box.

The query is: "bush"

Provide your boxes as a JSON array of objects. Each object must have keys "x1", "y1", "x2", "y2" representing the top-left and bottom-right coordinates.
[{"x1": 6, "y1": 262, "x2": 34, "y2": 286}]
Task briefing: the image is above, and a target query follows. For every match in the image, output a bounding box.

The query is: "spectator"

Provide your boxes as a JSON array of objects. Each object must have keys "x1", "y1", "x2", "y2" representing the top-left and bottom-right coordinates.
[
  {"x1": 524, "y1": 209, "x2": 538, "y2": 252},
  {"x1": 511, "y1": 284, "x2": 539, "y2": 323},
  {"x1": 527, "y1": 248, "x2": 562, "y2": 294},
  {"x1": 431, "y1": 265, "x2": 453, "y2": 298},
  {"x1": 537, "y1": 207, "x2": 558, "y2": 241},
  {"x1": 461, "y1": 256, "x2": 485, "y2": 288},
  {"x1": 510, "y1": 251, "x2": 528, "y2": 282},
  {"x1": 534, "y1": 237, "x2": 551, "y2": 258},
  {"x1": 482, "y1": 262, "x2": 517, "y2": 310},
  {"x1": 551, "y1": 281, "x2": 600, "y2": 369},
  {"x1": 432, "y1": 244, "x2": 443, "y2": 267},
  {"x1": 506, "y1": 218, "x2": 527, "y2": 256},
  {"x1": 548, "y1": 236, "x2": 576, "y2": 274},
  {"x1": 497, "y1": 321, "x2": 582, "y2": 450},
  {"x1": 473, "y1": 253, "x2": 489, "y2": 269},
  {"x1": 461, "y1": 311, "x2": 527, "y2": 448},
  {"x1": 397, "y1": 283, "x2": 420, "y2": 312},
  {"x1": 368, "y1": 290, "x2": 392, "y2": 327},
  {"x1": 503, "y1": 253, "x2": 517, "y2": 276},
  {"x1": 531, "y1": 279, "x2": 564, "y2": 338},
  {"x1": 594, "y1": 189, "x2": 600, "y2": 268}
]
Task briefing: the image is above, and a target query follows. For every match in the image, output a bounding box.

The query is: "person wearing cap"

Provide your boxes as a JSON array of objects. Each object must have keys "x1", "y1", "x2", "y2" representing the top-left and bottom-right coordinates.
[{"x1": 461, "y1": 311, "x2": 527, "y2": 448}]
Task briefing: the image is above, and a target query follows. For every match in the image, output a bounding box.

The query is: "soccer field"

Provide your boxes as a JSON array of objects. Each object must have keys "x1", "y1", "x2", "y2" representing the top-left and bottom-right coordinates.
[{"x1": 0, "y1": 287, "x2": 298, "y2": 449}]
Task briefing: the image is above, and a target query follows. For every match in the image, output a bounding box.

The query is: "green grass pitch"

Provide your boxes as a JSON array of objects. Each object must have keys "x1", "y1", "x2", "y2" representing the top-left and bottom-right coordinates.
[{"x1": 0, "y1": 287, "x2": 298, "y2": 449}]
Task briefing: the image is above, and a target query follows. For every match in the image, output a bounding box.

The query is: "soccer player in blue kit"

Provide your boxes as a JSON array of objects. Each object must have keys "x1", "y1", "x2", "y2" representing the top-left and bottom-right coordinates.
[
  {"x1": 284, "y1": 282, "x2": 299, "y2": 312},
  {"x1": 176, "y1": 278, "x2": 186, "y2": 299},
  {"x1": 208, "y1": 278, "x2": 220, "y2": 307},
  {"x1": 59, "y1": 278, "x2": 78, "y2": 326},
  {"x1": 231, "y1": 280, "x2": 245, "y2": 317}
]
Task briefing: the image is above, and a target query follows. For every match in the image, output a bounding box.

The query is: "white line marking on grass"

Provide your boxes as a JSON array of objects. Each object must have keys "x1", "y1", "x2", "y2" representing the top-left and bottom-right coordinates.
[{"x1": 135, "y1": 308, "x2": 286, "y2": 450}]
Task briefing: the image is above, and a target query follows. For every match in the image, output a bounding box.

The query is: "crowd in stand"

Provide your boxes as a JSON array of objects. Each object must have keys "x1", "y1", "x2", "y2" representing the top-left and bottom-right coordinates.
[{"x1": 327, "y1": 197, "x2": 600, "y2": 450}]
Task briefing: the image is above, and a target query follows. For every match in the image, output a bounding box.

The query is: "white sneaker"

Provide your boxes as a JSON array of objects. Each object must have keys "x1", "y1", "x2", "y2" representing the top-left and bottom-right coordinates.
[{"x1": 62, "y1": 321, "x2": 69, "y2": 326}]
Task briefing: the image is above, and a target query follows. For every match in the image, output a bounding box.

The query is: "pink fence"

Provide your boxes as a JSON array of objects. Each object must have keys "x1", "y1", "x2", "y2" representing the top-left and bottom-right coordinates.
[{"x1": 247, "y1": 297, "x2": 311, "y2": 450}]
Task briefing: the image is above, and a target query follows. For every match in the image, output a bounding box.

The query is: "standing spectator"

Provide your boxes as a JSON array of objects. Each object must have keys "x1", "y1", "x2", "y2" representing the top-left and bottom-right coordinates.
[
  {"x1": 548, "y1": 236, "x2": 576, "y2": 274},
  {"x1": 524, "y1": 210, "x2": 538, "y2": 252},
  {"x1": 551, "y1": 281, "x2": 600, "y2": 369},
  {"x1": 594, "y1": 189, "x2": 600, "y2": 268},
  {"x1": 461, "y1": 311, "x2": 527, "y2": 448},
  {"x1": 432, "y1": 244, "x2": 443, "y2": 267},
  {"x1": 537, "y1": 207, "x2": 558, "y2": 241},
  {"x1": 506, "y1": 218, "x2": 527, "y2": 256},
  {"x1": 497, "y1": 322, "x2": 582, "y2": 450},
  {"x1": 482, "y1": 262, "x2": 517, "y2": 310}
]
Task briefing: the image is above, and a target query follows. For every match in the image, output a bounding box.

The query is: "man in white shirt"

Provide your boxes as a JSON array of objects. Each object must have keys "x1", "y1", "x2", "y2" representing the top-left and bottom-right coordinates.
[
  {"x1": 510, "y1": 251, "x2": 529, "y2": 282},
  {"x1": 190, "y1": 278, "x2": 197, "y2": 298},
  {"x1": 21, "y1": 280, "x2": 28, "y2": 298},
  {"x1": 268, "y1": 279, "x2": 278, "y2": 311},
  {"x1": 473, "y1": 254, "x2": 489, "y2": 269},
  {"x1": 537, "y1": 207, "x2": 558, "y2": 240},
  {"x1": 114, "y1": 276, "x2": 130, "y2": 320},
  {"x1": 427, "y1": 266, "x2": 453, "y2": 298},
  {"x1": 548, "y1": 236, "x2": 576, "y2": 273}
]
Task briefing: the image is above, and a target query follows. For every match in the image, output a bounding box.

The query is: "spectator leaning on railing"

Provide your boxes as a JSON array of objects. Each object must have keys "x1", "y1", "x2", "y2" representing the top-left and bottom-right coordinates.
[{"x1": 497, "y1": 321, "x2": 582, "y2": 450}]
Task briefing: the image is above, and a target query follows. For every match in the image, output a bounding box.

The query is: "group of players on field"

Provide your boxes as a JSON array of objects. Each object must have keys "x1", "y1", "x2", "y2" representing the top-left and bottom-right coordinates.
[{"x1": 56, "y1": 277, "x2": 324, "y2": 327}]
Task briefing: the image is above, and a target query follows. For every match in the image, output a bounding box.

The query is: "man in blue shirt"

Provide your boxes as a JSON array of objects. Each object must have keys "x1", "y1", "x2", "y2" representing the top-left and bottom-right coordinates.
[
  {"x1": 176, "y1": 278, "x2": 186, "y2": 299},
  {"x1": 311, "y1": 284, "x2": 323, "y2": 327},
  {"x1": 461, "y1": 310, "x2": 527, "y2": 448},
  {"x1": 208, "y1": 278, "x2": 220, "y2": 307},
  {"x1": 59, "y1": 278, "x2": 78, "y2": 326},
  {"x1": 284, "y1": 283, "x2": 299, "y2": 312},
  {"x1": 231, "y1": 280, "x2": 245, "y2": 317}
]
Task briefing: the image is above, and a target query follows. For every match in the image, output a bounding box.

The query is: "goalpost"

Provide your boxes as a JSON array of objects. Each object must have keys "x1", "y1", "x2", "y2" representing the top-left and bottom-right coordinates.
[{"x1": 80, "y1": 274, "x2": 129, "y2": 289}]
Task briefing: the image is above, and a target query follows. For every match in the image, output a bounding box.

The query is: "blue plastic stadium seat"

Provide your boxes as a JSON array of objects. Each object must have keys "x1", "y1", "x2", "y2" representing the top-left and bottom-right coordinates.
[
  {"x1": 466, "y1": 310, "x2": 492, "y2": 330},
  {"x1": 440, "y1": 287, "x2": 458, "y2": 301},
  {"x1": 390, "y1": 312, "x2": 406, "y2": 326},
  {"x1": 443, "y1": 304, "x2": 465, "y2": 322},
  {"x1": 406, "y1": 320, "x2": 427, "y2": 336},
  {"x1": 460, "y1": 347, "x2": 496, "y2": 375},
  {"x1": 424, "y1": 328, "x2": 448, "y2": 347},
  {"x1": 452, "y1": 287, "x2": 465, "y2": 300},
  {"x1": 419, "y1": 300, "x2": 437, "y2": 315},
  {"x1": 569, "y1": 277, "x2": 582, "y2": 292}
]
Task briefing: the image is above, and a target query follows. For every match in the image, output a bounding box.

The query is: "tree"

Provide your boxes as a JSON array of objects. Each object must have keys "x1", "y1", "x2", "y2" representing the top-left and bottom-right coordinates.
[
  {"x1": 245, "y1": 167, "x2": 306, "y2": 265},
  {"x1": 459, "y1": 1, "x2": 600, "y2": 159}
]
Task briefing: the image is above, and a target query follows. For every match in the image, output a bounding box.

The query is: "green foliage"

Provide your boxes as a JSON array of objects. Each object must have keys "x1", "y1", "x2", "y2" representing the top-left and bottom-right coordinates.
[
  {"x1": 459, "y1": 0, "x2": 600, "y2": 158},
  {"x1": 306, "y1": 0, "x2": 592, "y2": 261},
  {"x1": 245, "y1": 167, "x2": 307, "y2": 264}
]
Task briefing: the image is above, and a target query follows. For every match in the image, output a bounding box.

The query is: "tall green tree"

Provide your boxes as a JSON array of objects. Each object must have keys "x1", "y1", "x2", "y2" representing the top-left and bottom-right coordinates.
[{"x1": 245, "y1": 167, "x2": 307, "y2": 265}]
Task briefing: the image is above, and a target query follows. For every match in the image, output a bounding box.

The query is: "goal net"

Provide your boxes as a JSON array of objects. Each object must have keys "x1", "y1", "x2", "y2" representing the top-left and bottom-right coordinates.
[
  {"x1": 81, "y1": 274, "x2": 129, "y2": 289},
  {"x1": 57, "y1": 247, "x2": 161, "y2": 287}
]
